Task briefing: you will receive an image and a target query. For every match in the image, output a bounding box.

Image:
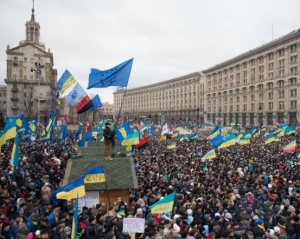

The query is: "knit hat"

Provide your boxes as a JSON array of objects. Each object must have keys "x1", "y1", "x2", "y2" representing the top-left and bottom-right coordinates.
[
  {"x1": 64, "y1": 226, "x2": 71, "y2": 232},
  {"x1": 257, "y1": 219, "x2": 264, "y2": 225},
  {"x1": 137, "y1": 208, "x2": 143, "y2": 214}
]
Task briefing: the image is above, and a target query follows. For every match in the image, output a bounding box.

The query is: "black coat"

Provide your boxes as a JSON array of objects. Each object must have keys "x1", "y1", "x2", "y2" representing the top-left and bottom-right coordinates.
[{"x1": 103, "y1": 127, "x2": 113, "y2": 145}]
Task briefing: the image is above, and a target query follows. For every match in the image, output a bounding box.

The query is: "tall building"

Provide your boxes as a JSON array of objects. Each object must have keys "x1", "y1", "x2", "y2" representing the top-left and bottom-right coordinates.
[
  {"x1": 0, "y1": 85, "x2": 7, "y2": 118},
  {"x1": 113, "y1": 72, "x2": 204, "y2": 125},
  {"x1": 5, "y1": 6, "x2": 57, "y2": 120},
  {"x1": 202, "y1": 29, "x2": 300, "y2": 126}
]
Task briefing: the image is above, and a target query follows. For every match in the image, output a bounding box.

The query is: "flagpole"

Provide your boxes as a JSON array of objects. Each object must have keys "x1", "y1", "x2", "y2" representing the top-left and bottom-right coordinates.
[
  {"x1": 104, "y1": 182, "x2": 111, "y2": 206},
  {"x1": 114, "y1": 87, "x2": 128, "y2": 130}
]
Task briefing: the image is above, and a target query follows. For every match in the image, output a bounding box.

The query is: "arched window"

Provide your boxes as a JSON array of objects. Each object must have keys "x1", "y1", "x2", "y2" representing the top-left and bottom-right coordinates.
[
  {"x1": 13, "y1": 75, "x2": 17, "y2": 81},
  {"x1": 13, "y1": 57, "x2": 18, "y2": 65}
]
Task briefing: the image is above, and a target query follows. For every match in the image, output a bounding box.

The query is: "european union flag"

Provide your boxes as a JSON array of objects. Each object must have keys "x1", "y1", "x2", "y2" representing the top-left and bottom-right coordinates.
[
  {"x1": 88, "y1": 95, "x2": 103, "y2": 112},
  {"x1": 115, "y1": 123, "x2": 131, "y2": 143},
  {"x1": 87, "y1": 58, "x2": 133, "y2": 89}
]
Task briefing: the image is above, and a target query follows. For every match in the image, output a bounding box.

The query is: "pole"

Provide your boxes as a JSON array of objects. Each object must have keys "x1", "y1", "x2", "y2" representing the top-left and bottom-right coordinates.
[
  {"x1": 38, "y1": 74, "x2": 40, "y2": 124},
  {"x1": 114, "y1": 88, "x2": 128, "y2": 130},
  {"x1": 104, "y1": 182, "x2": 111, "y2": 206}
]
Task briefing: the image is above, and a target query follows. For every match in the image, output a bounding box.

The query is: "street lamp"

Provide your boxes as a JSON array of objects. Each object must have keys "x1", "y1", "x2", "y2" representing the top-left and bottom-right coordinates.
[{"x1": 31, "y1": 60, "x2": 44, "y2": 124}]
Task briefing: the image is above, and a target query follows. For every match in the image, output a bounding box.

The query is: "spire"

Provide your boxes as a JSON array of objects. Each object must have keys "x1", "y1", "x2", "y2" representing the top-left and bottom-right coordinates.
[{"x1": 31, "y1": 0, "x2": 35, "y2": 22}]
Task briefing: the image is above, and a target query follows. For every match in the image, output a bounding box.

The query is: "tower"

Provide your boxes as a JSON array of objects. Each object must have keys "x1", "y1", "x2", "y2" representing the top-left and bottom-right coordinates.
[{"x1": 5, "y1": 3, "x2": 57, "y2": 120}]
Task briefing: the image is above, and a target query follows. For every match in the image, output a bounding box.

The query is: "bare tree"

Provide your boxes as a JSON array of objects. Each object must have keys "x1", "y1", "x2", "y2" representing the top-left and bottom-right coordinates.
[{"x1": 23, "y1": 83, "x2": 35, "y2": 120}]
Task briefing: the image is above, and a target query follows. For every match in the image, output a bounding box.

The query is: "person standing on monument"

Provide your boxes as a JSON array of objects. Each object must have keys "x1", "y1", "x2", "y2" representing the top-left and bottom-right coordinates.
[{"x1": 103, "y1": 122, "x2": 113, "y2": 160}]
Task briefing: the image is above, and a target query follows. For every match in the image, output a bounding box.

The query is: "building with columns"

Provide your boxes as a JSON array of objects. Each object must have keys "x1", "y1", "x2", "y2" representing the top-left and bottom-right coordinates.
[
  {"x1": 202, "y1": 29, "x2": 300, "y2": 126},
  {"x1": 113, "y1": 72, "x2": 205, "y2": 125},
  {"x1": 5, "y1": 6, "x2": 57, "y2": 121}
]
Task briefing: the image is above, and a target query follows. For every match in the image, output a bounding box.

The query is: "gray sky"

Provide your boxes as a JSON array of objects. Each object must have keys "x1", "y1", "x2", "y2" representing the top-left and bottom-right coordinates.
[{"x1": 1, "y1": 0, "x2": 300, "y2": 104}]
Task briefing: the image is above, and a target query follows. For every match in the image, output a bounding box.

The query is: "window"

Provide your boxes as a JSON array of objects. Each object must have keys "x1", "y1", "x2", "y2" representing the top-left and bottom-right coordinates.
[
  {"x1": 290, "y1": 89, "x2": 297, "y2": 97},
  {"x1": 279, "y1": 70, "x2": 285, "y2": 77},
  {"x1": 30, "y1": 58, "x2": 34, "y2": 63},
  {"x1": 258, "y1": 103, "x2": 263, "y2": 110},
  {"x1": 230, "y1": 75, "x2": 233, "y2": 81},
  {"x1": 236, "y1": 65, "x2": 240, "y2": 70},
  {"x1": 278, "y1": 48, "x2": 285, "y2": 57},
  {"x1": 279, "y1": 90, "x2": 284, "y2": 98},
  {"x1": 24, "y1": 58, "x2": 27, "y2": 63},
  {"x1": 291, "y1": 67, "x2": 298, "y2": 75},
  {"x1": 237, "y1": 73, "x2": 240, "y2": 79},
  {"x1": 259, "y1": 75, "x2": 264, "y2": 82},
  {"x1": 268, "y1": 53, "x2": 274, "y2": 60},
  {"x1": 236, "y1": 105, "x2": 240, "y2": 111},
  {"x1": 259, "y1": 66, "x2": 264, "y2": 72},
  {"x1": 250, "y1": 60, "x2": 255, "y2": 66},
  {"x1": 251, "y1": 77, "x2": 255, "y2": 83},
  {"x1": 269, "y1": 92, "x2": 273, "y2": 99},
  {"x1": 243, "y1": 62, "x2": 247, "y2": 69},
  {"x1": 237, "y1": 81, "x2": 240, "y2": 86},
  {"x1": 243, "y1": 96, "x2": 247, "y2": 102},
  {"x1": 230, "y1": 105, "x2": 233, "y2": 111},
  {"x1": 267, "y1": 83, "x2": 273, "y2": 89},
  {"x1": 219, "y1": 78, "x2": 222, "y2": 84},
  {"x1": 251, "y1": 103, "x2": 255, "y2": 110},
  {"x1": 24, "y1": 67, "x2": 27, "y2": 72},
  {"x1": 291, "y1": 56, "x2": 298, "y2": 64},
  {"x1": 24, "y1": 75, "x2": 27, "y2": 81},
  {"x1": 13, "y1": 67, "x2": 17, "y2": 72},
  {"x1": 279, "y1": 59, "x2": 285, "y2": 67},
  {"x1": 237, "y1": 97, "x2": 240, "y2": 103},
  {"x1": 268, "y1": 73, "x2": 274, "y2": 79},
  {"x1": 251, "y1": 68, "x2": 255, "y2": 75},
  {"x1": 12, "y1": 93, "x2": 17, "y2": 99},
  {"x1": 290, "y1": 44, "x2": 297, "y2": 53},
  {"x1": 13, "y1": 75, "x2": 17, "y2": 81},
  {"x1": 230, "y1": 67, "x2": 233, "y2": 73},
  {"x1": 259, "y1": 56, "x2": 264, "y2": 63},
  {"x1": 290, "y1": 78, "x2": 297, "y2": 85},
  {"x1": 251, "y1": 94, "x2": 255, "y2": 101},
  {"x1": 243, "y1": 78, "x2": 247, "y2": 84},
  {"x1": 268, "y1": 102, "x2": 273, "y2": 110},
  {"x1": 268, "y1": 63, "x2": 274, "y2": 70},
  {"x1": 208, "y1": 81, "x2": 211, "y2": 86},
  {"x1": 243, "y1": 104, "x2": 247, "y2": 111},
  {"x1": 13, "y1": 57, "x2": 18, "y2": 65},
  {"x1": 30, "y1": 75, "x2": 33, "y2": 81},
  {"x1": 243, "y1": 71, "x2": 247, "y2": 77},
  {"x1": 291, "y1": 100, "x2": 297, "y2": 109}
]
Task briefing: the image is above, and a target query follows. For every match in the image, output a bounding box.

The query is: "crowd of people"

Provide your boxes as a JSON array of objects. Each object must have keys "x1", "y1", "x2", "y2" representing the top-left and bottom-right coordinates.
[{"x1": 0, "y1": 123, "x2": 300, "y2": 239}]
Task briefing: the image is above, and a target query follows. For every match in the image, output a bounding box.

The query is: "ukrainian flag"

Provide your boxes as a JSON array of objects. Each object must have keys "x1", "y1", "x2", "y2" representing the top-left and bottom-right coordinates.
[
  {"x1": 207, "y1": 129, "x2": 221, "y2": 140},
  {"x1": 265, "y1": 134, "x2": 279, "y2": 144},
  {"x1": 253, "y1": 129, "x2": 260, "y2": 138},
  {"x1": 116, "y1": 210, "x2": 125, "y2": 217},
  {"x1": 71, "y1": 195, "x2": 79, "y2": 239},
  {"x1": 159, "y1": 135, "x2": 167, "y2": 141},
  {"x1": 0, "y1": 117, "x2": 17, "y2": 149},
  {"x1": 189, "y1": 132, "x2": 199, "y2": 140},
  {"x1": 10, "y1": 133, "x2": 19, "y2": 166},
  {"x1": 99, "y1": 132, "x2": 104, "y2": 142},
  {"x1": 218, "y1": 134, "x2": 236, "y2": 149},
  {"x1": 82, "y1": 165, "x2": 106, "y2": 184},
  {"x1": 238, "y1": 138, "x2": 250, "y2": 145},
  {"x1": 236, "y1": 132, "x2": 243, "y2": 140},
  {"x1": 243, "y1": 131, "x2": 252, "y2": 139},
  {"x1": 56, "y1": 176, "x2": 85, "y2": 200},
  {"x1": 201, "y1": 149, "x2": 217, "y2": 162},
  {"x1": 179, "y1": 135, "x2": 188, "y2": 142},
  {"x1": 121, "y1": 131, "x2": 140, "y2": 146},
  {"x1": 167, "y1": 142, "x2": 176, "y2": 149},
  {"x1": 150, "y1": 192, "x2": 175, "y2": 213}
]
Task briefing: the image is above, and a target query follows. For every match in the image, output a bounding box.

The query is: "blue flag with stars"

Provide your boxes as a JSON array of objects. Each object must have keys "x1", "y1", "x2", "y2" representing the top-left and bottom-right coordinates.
[{"x1": 87, "y1": 58, "x2": 133, "y2": 89}]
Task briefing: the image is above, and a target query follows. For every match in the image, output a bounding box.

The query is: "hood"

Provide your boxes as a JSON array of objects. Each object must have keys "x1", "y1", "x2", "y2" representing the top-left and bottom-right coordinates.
[{"x1": 18, "y1": 224, "x2": 27, "y2": 234}]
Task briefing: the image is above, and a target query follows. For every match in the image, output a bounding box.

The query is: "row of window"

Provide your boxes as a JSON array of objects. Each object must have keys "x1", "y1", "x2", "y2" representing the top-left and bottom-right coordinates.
[
  {"x1": 12, "y1": 57, "x2": 44, "y2": 65},
  {"x1": 12, "y1": 75, "x2": 45, "y2": 81},
  {"x1": 207, "y1": 100, "x2": 297, "y2": 112},
  {"x1": 0, "y1": 92, "x2": 6, "y2": 97},
  {"x1": 11, "y1": 93, "x2": 45, "y2": 100}
]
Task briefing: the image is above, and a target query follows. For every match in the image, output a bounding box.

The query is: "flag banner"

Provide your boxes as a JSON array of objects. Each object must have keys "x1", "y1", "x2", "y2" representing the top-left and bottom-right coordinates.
[
  {"x1": 82, "y1": 165, "x2": 106, "y2": 183},
  {"x1": 218, "y1": 134, "x2": 236, "y2": 149},
  {"x1": 88, "y1": 95, "x2": 103, "y2": 112},
  {"x1": 10, "y1": 133, "x2": 19, "y2": 166},
  {"x1": 56, "y1": 176, "x2": 85, "y2": 200},
  {"x1": 150, "y1": 192, "x2": 175, "y2": 213},
  {"x1": 78, "y1": 130, "x2": 93, "y2": 148},
  {"x1": 265, "y1": 134, "x2": 279, "y2": 145},
  {"x1": 88, "y1": 58, "x2": 133, "y2": 89},
  {"x1": 210, "y1": 135, "x2": 223, "y2": 148},
  {"x1": 238, "y1": 139, "x2": 250, "y2": 145},
  {"x1": 16, "y1": 115, "x2": 30, "y2": 139},
  {"x1": 57, "y1": 70, "x2": 77, "y2": 95},
  {"x1": 283, "y1": 140, "x2": 296, "y2": 154},
  {"x1": 201, "y1": 149, "x2": 217, "y2": 162},
  {"x1": 71, "y1": 195, "x2": 79, "y2": 239},
  {"x1": 74, "y1": 94, "x2": 94, "y2": 114},
  {"x1": 0, "y1": 117, "x2": 17, "y2": 149},
  {"x1": 65, "y1": 83, "x2": 86, "y2": 106},
  {"x1": 167, "y1": 142, "x2": 176, "y2": 149},
  {"x1": 161, "y1": 123, "x2": 169, "y2": 136},
  {"x1": 115, "y1": 123, "x2": 131, "y2": 143},
  {"x1": 121, "y1": 131, "x2": 140, "y2": 146},
  {"x1": 28, "y1": 120, "x2": 38, "y2": 135}
]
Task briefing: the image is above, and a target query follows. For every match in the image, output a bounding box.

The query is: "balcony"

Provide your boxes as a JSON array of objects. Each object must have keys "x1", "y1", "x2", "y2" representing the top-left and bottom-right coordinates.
[
  {"x1": 12, "y1": 61, "x2": 18, "y2": 66},
  {"x1": 11, "y1": 105, "x2": 18, "y2": 110},
  {"x1": 4, "y1": 78, "x2": 52, "y2": 85},
  {"x1": 11, "y1": 87, "x2": 18, "y2": 93},
  {"x1": 11, "y1": 97, "x2": 19, "y2": 102}
]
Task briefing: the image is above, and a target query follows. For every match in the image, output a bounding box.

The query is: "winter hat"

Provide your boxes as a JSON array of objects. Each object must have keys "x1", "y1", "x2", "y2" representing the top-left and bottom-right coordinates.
[
  {"x1": 274, "y1": 226, "x2": 281, "y2": 233},
  {"x1": 187, "y1": 209, "x2": 193, "y2": 215},
  {"x1": 64, "y1": 226, "x2": 71, "y2": 232},
  {"x1": 1, "y1": 222, "x2": 9, "y2": 229},
  {"x1": 137, "y1": 208, "x2": 143, "y2": 214},
  {"x1": 89, "y1": 216, "x2": 96, "y2": 223},
  {"x1": 257, "y1": 219, "x2": 264, "y2": 225},
  {"x1": 225, "y1": 213, "x2": 232, "y2": 220}
]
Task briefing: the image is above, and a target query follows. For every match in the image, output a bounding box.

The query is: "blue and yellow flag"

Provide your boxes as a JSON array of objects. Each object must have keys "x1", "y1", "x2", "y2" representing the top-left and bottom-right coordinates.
[
  {"x1": 179, "y1": 135, "x2": 188, "y2": 142},
  {"x1": 238, "y1": 138, "x2": 250, "y2": 145},
  {"x1": 57, "y1": 69, "x2": 77, "y2": 95},
  {"x1": 78, "y1": 130, "x2": 93, "y2": 148},
  {"x1": 16, "y1": 114, "x2": 30, "y2": 139},
  {"x1": 150, "y1": 192, "x2": 175, "y2": 213},
  {"x1": 0, "y1": 117, "x2": 17, "y2": 149},
  {"x1": 148, "y1": 126, "x2": 154, "y2": 136},
  {"x1": 189, "y1": 132, "x2": 199, "y2": 140},
  {"x1": 10, "y1": 133, "x2": 19, "y2": 166},
  {"x1": 99, "y1": 132, "x2": 104, "y2": 142},
  {"x1": 75, "y1": 126, "x2": 83, "y2": 140},
  {"x1": 210, "y1": 135, "x2": 223, "y2": 148},
  {"x1": 28, "y1": 120, "x2": 38, "y2": 135},
  {"x1": 159, "y1": 135, "x2": 167, "y2": 141},
  {"x1": 167, "y1": 142, "x2": 176, "y2": 149},
  {"x1": 201, "y1": 149, "x2": 217, "y2": 162},
  {"x1": 71, "y1": 195, "x2": 79, "y2": 239},
  {"x1": 126, "y1": 145, "x2": 135, "y2": 157},
  {"x1": 82, "y1": 165, "x2": 106, "y2": 183},
  {"x1": 116, "y1": 210, "x2": 125, "y2": 217},
  {"x1": 56, "y1": 176, "x2": 85, "y2": 200},
  {"x1": 218, "y1": 134, "x2": 236, "y2": 149},
  {"x1": 41, "y1": 111, "x2": 57, "y2": 139},
  {"x1": 58, "y1": 125, "x2": 68, "y2": 146},
  {"x1": 115, "y1": 123, "x2": 131, "y2": 143},
  {"x1": 265, "y1": 134, "x2": 279, "y2": 145},
  {"x1": 121, "y1": 131, "x2": 140, "y2": 146}
]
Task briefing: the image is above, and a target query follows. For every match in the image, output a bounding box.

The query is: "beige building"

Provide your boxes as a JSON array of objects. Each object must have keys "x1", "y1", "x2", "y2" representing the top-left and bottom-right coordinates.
[
  {"x1": 98, "y1": 102, "x2": 114, "y2": 119},
  {"x1": 202, "y1": 29, "x2": 300, "y2": 126},
  {"x1": 0, "y1": 86, "x2": 7, "y2": 117},
  {"x1": 5, "y1": 7, "x2": 57, "y2": 121},
  {"x1": 113, "y1": 73, "x2": 204, "y2": 125}
]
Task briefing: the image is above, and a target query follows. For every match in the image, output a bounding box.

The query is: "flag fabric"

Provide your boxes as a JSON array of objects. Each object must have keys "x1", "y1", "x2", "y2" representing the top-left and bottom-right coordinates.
[
  {"x1": 82, "y1": 165, "x2": 106, "y2": 184},
  {"x1": 189, "y1": 132, "x2": 199, "y2": 140},
  {"x1": 238, "y1": 139, "x2": 250, "y2": 145},
  {"x1": 159, "y1": 135, "x2": 167, "y2": 141},
  {"x1": 161, "y1": 123, "x2": 169, "y2": 136},
  {"x1": 297, "y1": 152, "x2": 300, "y2": 159},
  {"x1": 126, "y1": 145, "x2": 135, "y2": 157},
  {"x1": 88, "y1": 58, "x2": 133, "y2": 89},
  {"x1": 115, "y1": 123, "x2": 131, "y2": 143},
  {"x1": 171, "y1": 132, "x2": 179, "y2": 138},
  {"x1": 243, "y1": 131, "x2": 252, "y2": 139},
  {"x1": 28, "y1": 120, "x2": 38, "y2": 135},
  {"x1": 75, "y1": 126, "x2": 83, "y2": 140},
  {"x1": 265, "y1": 134, "x2": 279, "y2": 145},
  {"x1": 211, "y1": 125, "x2": 221, "y2": 135},
  {"x1": 78, "y1": 130, "x2": 93, "y2": 148},
  {"x1": 201, "y1": 149, "x2": 217, "y2": 162},
  {"x1": 99, "y1": 132, "x2": 104, "y2": 142},
  {"x1": 0, "y1": 117, "x2": 17, "y2": 149},
  {"x1": 41, "y1": 111, "x2": 57, "y2": 138},
  {"x1": 149, "y1": 192, "x2": 175, "y2": 213},
  {"x1": 74, "y1": 94, "x2": 94, "y2": 114},
  {"x1": 58, "y1": 125, "x2": 68, "y2": 146},
  {"x1": 207, "y1": 128, "x2": 221, "y2": 140},
  {"x1": 56, "y1": 176, "x2": 85, "y2": 200},
  {"x1": 283, "y1": 140, "x2": 297, "y2": 154},
  {"x1": 88, "y1": 95, "x2": 103, "y2": 112},
  {"x1": 116, "y1": 210, "x2": 125, "y2": 217},
  {"x1": 57, "y1": 70, "x2": 77, "y2": 95},
  {"x1": 167, "y1": 142, "x2": 176, "y2": 149},
  {"x1": 209, "y1": 134, "x2": 223, "y2": 148},
  {"x1": 218, "y1": 134, "x2": 236, "y2": 149},
  {"x1": 148, "y1": 126, "x2": 154, "y2": 136},
  {"x1": 16, "y1": 114, "x2": 30, "y2": 139},
  {"x1": 121, "y1": 131, "x2": 140, "y2": 146},
  {"x1": 71, "y1": 195, "x2": 79, "y2": 239},
  {"x1": 236, "y1": 133, "x2": 243, "y2": 140},
  {"x1": 65, "y1": 83, "x2": 86, "y2": 106},
  {"x1": 179, "y1": 135, "x2": 188, "y2": 142},
  {"x1": 10, "y1": 133, "x2": 19, "y2": 166}
]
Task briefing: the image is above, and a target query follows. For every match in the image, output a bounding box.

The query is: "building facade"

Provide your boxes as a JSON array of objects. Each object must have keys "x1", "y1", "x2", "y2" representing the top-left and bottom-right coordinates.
[
  {"x1": 5, "y1": 7, "x2": 57, "y2": 121},
  {"x1": 0, "y1": 86, "x2": 7, "y2": 118},
  {"x1": 113, "y1": 72, "x2": 205, "y2": 125},
  {"x1": 202, "y1": 29, "x2": 300, "y2": 126}
]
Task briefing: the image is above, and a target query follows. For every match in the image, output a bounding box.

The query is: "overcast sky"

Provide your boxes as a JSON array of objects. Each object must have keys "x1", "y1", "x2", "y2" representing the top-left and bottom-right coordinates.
[{"x1": 1, "y1": 0, "x2": 300, "y2": 104}]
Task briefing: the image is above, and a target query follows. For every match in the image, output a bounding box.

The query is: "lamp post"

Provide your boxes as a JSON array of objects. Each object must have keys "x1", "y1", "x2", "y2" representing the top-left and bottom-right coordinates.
[{"x1": 31, "y1": 60, "x2": 44, "y2": 124}]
